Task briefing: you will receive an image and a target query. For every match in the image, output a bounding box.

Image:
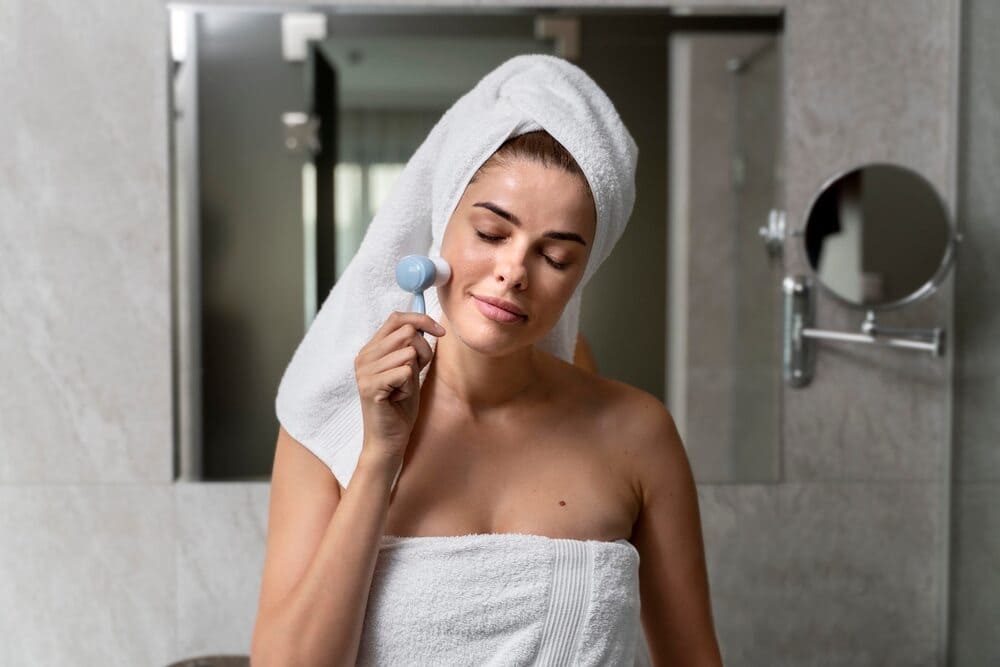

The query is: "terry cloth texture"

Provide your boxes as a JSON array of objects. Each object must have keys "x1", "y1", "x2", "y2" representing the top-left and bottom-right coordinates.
[{"x1": 357, "y1": 533, "x2": 647, "y2": 666}]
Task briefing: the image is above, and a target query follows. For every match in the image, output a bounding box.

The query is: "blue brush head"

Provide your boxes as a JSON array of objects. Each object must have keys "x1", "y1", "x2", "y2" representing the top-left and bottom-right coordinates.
[{"x1": 395, "y1": 255, "x2": 452, "y2": 314}]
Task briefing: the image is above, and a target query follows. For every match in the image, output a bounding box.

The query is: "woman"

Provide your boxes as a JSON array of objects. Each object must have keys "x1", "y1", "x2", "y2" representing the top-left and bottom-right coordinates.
[{"x1": 252, "y1": 58, "x2": 722, "y2": 666}]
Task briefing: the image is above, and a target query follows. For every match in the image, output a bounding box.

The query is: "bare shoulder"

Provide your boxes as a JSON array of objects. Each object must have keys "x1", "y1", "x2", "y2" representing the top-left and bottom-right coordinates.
[
  {"x1": 544, "y1": 352, "x2": 674, "y2": 434},
  {"x1": 590, "y1": 374, "x2": 683, "y2": 475},
  {"x1": 539, "y1": 352, "x2": 683, "y2": 500},
  {"x1": 597, "y1": 375, "x2": 673, "y2": 426}
]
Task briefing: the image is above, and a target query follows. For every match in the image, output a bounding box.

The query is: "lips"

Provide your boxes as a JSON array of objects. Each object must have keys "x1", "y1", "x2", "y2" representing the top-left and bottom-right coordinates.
[
  {"x1": 472, "y1": 295, "x2": 527, "y2": 323},
  {"x1": 473, "y1": 294, "x2": 526, "y2": 317}
]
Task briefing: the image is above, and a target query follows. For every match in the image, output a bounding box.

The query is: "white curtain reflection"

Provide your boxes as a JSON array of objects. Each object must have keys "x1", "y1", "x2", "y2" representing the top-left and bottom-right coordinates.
[{"x1": 334, "y1": 108, "x2": 441, "y2": 280}]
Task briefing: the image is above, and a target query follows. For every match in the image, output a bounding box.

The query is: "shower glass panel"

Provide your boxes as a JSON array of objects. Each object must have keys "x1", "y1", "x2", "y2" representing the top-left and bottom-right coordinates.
[{"x1": 669, "y1": 32, "x2": 783, "y2": 483}]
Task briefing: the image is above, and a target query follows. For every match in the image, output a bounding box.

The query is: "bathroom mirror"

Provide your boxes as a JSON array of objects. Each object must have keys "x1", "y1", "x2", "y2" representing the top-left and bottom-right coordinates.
[
  {"x1": 802, "y1": 162, "x2": 956, "y2": 310},
  {"x1": 784, "y1": 162, "x2": 956, "y2": 387},
  {"x1": 169, "y1": 5, "x2": 784, "y2": 484}
]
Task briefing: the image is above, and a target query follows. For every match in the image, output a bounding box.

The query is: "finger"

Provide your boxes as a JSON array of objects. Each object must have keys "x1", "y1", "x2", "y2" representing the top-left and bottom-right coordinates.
[
  {"x1": 388, "y1": 311, "x2": 445, "y2": 337},
  {"x1": 366, "y1": 345, "x2": 418, "y2": 377},
  {"x1": 409, "y1": 329, "x2": 435, "y2": 369},
  {"x1": 363, "y1": 311, "x2": 415, "y2": 355},
  {"x1": 373, "y1": 365, "x2": 416, "y2": 402},
  {"x1": 368, "y1": 310, "x2": 407, "y2": 344},
  {"x1": 369, "y1": 315, "x2": 441, "y2": 361},
  {"x1": 363, "y1": 322, "x2": 421, "y2": 363},
  {"x1": 358, "y1": 313, "x2": 444, "y2": 367},
  {"x1": 413, "y1": 313, "x2": 446, "y2": 336}
]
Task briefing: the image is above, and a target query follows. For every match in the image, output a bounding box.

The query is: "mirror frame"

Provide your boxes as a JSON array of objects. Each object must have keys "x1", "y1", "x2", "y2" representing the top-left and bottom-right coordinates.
[{"x1": 798, "y1": 161, "x2": 959, "y2": 312}]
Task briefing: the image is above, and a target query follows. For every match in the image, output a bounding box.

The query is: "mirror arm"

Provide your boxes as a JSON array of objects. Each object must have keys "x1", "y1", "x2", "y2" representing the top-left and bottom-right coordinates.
[
  {"x1": 783, "y1": 276, "x2": 946, "y2": 387},
  {"x1": 859, "y1": 311, "x2": 943, "y2": 345},
  {"x1": 800, "y1": 326, "x2": 943, "y2": 354}
]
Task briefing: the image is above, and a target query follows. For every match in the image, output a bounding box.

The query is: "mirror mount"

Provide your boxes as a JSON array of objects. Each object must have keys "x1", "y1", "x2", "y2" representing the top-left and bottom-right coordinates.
[
  {"x1": 758, "y1": 208, "x2": 786, "y2": 258},
  {"x1": 783, "y1": 275, "x2": 946, "y2": 388}
]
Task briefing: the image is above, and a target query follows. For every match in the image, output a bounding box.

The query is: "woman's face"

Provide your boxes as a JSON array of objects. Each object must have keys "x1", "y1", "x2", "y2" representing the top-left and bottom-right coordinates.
[{"x1": 437, "y1": 157, "x2": 597, "y2": 356}]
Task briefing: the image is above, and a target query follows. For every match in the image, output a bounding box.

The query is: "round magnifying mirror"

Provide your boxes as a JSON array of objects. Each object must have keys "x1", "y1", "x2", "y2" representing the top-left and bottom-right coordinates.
[{"x1": 802, "y1": 163, "x2": 956, "y2": 310}]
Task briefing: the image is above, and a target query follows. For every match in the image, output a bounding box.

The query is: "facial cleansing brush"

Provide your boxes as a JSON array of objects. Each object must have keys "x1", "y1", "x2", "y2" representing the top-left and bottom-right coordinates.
[{"x1": 395, "y1": 254, "x2": 452, "y2": 315}]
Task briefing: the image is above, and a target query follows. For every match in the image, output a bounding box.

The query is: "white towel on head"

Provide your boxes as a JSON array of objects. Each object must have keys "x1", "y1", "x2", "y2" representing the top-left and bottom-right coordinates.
[{"x1": 275, "y1": 54, "x2": 638, "y2": 489}]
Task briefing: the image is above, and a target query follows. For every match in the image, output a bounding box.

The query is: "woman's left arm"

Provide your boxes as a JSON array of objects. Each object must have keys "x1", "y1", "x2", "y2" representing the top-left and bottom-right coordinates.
[{"x1": 626, "y1": 393, "x2": 724, "y2": 666}]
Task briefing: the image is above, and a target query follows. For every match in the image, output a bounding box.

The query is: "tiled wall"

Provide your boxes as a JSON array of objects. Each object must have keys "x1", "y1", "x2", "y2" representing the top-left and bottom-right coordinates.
[{"x1": 0, "y1": 1, "x2": 961, "y2": 665}]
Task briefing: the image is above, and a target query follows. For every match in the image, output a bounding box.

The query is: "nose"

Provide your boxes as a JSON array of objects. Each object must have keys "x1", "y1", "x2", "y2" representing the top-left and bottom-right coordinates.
[{"x1": 495, "y1": 245, "x2": 528, "y2": 289}]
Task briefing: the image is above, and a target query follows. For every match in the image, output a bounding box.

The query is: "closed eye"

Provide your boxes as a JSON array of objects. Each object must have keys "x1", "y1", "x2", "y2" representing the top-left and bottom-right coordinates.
[{"x1": 476, "y1": 231, "x2": 569, "y2": 270}]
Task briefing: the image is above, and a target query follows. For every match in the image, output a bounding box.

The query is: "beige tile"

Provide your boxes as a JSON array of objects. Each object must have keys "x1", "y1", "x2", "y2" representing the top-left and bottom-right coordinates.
[
  {"x1": 0, "y1": 1, "x2": 172, "y2": 483},
  {"x1": 174, "y1": 482, "x2": 270, "y2": 659},
  {"x1": 0, "y1": 485, "x2": 175, "y2": 666}
]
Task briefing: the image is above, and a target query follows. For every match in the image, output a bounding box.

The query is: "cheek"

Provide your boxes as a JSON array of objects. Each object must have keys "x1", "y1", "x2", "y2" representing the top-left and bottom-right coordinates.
[
  {"x1": 443, "y1": 237, "x2": 492, "y2": 279},
  {"x1": 544, "y1": 271, "x2": 585, "y2": 310},
  {"x1": 548, "y1": 283, "x2": 579, "y2": 315},
  {"x1": 438, "y1": 240, "x2": 488, "y2": 306}
]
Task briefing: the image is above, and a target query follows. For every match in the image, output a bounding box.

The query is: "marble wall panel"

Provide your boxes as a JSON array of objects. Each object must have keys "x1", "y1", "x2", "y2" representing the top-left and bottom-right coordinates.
[
  {"x1": 0, "y1": 485, "x2": 175, "y2": 665},
  {"x1": 0, "y1": 0, "x2": 173, "y2": 484},
  {"x1": 175, "y1": 482, "x2": 269, "y2": 660}
]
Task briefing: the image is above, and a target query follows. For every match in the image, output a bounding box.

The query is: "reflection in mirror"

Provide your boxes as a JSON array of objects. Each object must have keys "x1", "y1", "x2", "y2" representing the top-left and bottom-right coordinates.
[
  {"x1": 803, "y1": 163, "x2": 953, "y2": 309},
  {"x1": 170, "y1": 6, "x2": 783, "y2": 484},
  {"x1": 169, "y1": 8, "x2": 559, "y2": 480},
  {"x1": 325, "y1": 36, "x2": 558, "y2": 283},
  {"x1": 668, "y1": 30, "x2": 783, "y2": 483}
]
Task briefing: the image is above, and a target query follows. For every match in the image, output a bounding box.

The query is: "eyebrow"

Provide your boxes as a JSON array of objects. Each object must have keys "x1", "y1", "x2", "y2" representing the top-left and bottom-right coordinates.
[{"x1": 472, "y1": 201, "x2": 588, "y2": 247}]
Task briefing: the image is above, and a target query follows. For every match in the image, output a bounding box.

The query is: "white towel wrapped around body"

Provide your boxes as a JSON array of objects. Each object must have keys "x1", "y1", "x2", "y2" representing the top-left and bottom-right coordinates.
[{"x1": 356, "y1": 533, "x2": 648, "y2": 666}]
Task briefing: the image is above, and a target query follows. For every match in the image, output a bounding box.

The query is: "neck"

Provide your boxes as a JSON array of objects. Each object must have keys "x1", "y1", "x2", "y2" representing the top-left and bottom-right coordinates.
[{"x1": 427, "y1": 321, "x2": 542, "y2": 420}]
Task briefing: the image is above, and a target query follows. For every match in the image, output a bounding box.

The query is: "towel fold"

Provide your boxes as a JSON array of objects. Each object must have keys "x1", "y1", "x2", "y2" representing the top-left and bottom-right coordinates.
[
  {"x1": 356, "y1": 533, "x2": 644, "y2": 666},
  {"x1": 274, "y1": 54, "x2": 638, "y2": 489}
]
